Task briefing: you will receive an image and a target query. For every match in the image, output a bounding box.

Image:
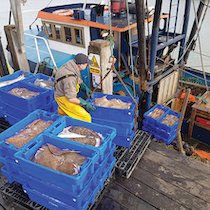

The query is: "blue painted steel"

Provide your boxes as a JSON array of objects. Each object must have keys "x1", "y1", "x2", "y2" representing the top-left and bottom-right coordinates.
[
  {"x1": 178, "y1": 0, "x2": 192, "y2": 62},
  {"x1": 146, "y1": 0, "x2": 163, "y2": 110},
  {"x1": 113, "y1": 82, "x2": 134, "y2": 96}
]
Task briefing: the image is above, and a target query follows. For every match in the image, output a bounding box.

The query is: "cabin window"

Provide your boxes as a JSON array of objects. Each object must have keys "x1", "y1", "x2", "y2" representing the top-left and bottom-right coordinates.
[
  {"x1": 74, "y1": 28, "x2": 83, "y2": 45},
  {"x1": 45, "y1": 23, "x2": 53, "y2": 38},
  {"x1": 54, "y1": 25, "x2": 61, "y2": 40},
  {"x1": 42, "y1": 21, "x2": 85, "y2": 48},
  {"x1": 64, "y1": 27, "x2": 72, "y2": 43}
]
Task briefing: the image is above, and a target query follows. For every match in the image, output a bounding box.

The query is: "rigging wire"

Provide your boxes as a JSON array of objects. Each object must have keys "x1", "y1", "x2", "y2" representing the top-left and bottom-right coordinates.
[
  {"x1": 0, "y1": 202, "x2": 7, "y2": 210},
  {"x1": 200, "y1": 0, "x2": 210, "y2": 8},
  {"x1": 126, "y1": 0, "x2": 136, "y2": 96},
  {"x1": 28, "y1": 0, "x2": 54, "y2": 29},
  {"x1": 192, "y1": 0, "x2": 209, "y2": 92}
]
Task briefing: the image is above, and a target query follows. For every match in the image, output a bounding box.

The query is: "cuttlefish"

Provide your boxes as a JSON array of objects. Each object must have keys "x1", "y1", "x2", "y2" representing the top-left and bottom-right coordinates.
[{"x1": 32, "y1": 144, "x2": 86, "y2": 176}]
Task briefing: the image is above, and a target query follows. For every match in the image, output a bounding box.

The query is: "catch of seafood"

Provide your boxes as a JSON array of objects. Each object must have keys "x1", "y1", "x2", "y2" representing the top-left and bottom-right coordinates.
[
  {"x1": 95, "y1": 96, "x2": 131, "y2": 109},
  {"x1": 6, "y1": 119, "x2": 53, "y2": 148},
  {"x1": 0, "y1": 74, "x2": 25, "y2": 88},
  {"x1": 58, "y1": 126, "x2": 102, "y2": 147},
  {"x1": 34, "y1": 79, "x2": 54, "y2": 89},
  {"x1": 8, "y1": 88, "x2": 39, "y2": 99},
  {"x1": 148, "y1": 108, "x2": 165, "y2": 119},
  {"x1": 32, "y1": 143, "x2": 86, "y2": 175},
  {"x1": 161, "y1": 114, "x2": 179, "y2": 126}
]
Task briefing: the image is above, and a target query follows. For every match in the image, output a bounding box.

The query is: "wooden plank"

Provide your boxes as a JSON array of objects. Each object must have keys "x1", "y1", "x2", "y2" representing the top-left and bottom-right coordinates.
[
  {"x1": 131, "y1": 167, "x2": 210, "y2": 210},
  {"x1": 116, "y1": 177, "x2": 187, "y2": 210},
  {"x1": 143, "y1": 148, "x2": 210, "y2": 186},
  {"x1": 102, "y1": 182, "x2": 156, "y2": 210},
  {"x1": 138, "y1": 156, "x2": 210, "y2": 203},
  {"x1": 149, "y1": 142, "x2": 210, "y2": 174}
]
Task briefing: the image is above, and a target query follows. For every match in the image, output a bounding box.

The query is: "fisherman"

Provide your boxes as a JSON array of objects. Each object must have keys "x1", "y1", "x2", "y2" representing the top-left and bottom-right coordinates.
[{"x1": 54, "y1": 53, "x2": 95, "y2": 122}]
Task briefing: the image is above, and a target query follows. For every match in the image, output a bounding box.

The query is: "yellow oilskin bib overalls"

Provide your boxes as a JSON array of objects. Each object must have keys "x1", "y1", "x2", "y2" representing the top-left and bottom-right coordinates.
[{"x1": 55, "y1": 83, "x2": 91, "y2": 122}]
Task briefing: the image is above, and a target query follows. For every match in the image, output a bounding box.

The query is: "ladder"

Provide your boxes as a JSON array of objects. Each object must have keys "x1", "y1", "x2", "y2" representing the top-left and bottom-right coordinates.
[{"x1": 166, "y1": 0, "x2": 180, "y2": 40}]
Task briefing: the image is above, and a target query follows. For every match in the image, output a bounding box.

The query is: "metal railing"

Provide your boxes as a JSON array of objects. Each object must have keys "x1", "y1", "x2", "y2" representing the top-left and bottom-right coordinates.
[{"x1": 24, "y1": 33, "x2": 57, "y2": 69}]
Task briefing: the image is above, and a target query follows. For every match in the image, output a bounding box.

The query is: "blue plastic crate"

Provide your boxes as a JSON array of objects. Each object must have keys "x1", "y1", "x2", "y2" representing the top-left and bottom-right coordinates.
[
  {"x1": 21, "y1": 144, "x2": 115, "y2": 209},
  {"x1": 1, "y1": 166, "x2": 14, "y2": 183},
  {"x1": 23, "y1": 187, "x2": 81, "y2": 210},
  {"x1": 0, "y1": 158, "x2": 26, "y2": 184},
  {"x1": 48, "y1": 116, "x2": 116, "y2": 163},
  {"x1": 142, "y1": 120, "x2": 156, "y2": 136},
  {"x1": 0, "y1": 109, "x2": 61, "y2": 161},
  {"x1": 0, "y1": 101, "x2": 31, "y2": 120},
  {"x1": 143, "y1": 104, "x2": 169, "y2": 126},
  {"x1": 42, "y1": 100, "x2": 58, "y2": 113},
  {"x1": 113, "y1": 130, "x2": 136, "y2": 148},
  {"x1": 94, "y1": 145, "x2": 116, "y2": 179},
  {"x1": 90, "y1": 158, "x2": 116, "y2": 206},
  {"x1": 23, "y1": 73, "x2": 54, "y2": 90},
  {"x1": 0, "y1": 70, "x2": 34, "y2": 87},
  {"x1": 155, "y1": 131, "x2": 177, "y2": 145},
  {"x1": 0, "y1": 112, "x2": 20, "y2": 126},
  {"x1": 22, "y1": 170, "x2": 96, "y2": 210},
  {"x1": 0, "y1": 81, "x2": 53, "y2": 112},
  {"x1": 92, "y1": 117, "x2": 135, "y2": 137},
  {"x1": 159, "y1": 110, "x2": 180, "y2": 133},
  {"x1": 88, "y1": 92, "x2": 138, "y2": 123},
  {"x1": 14, "y1": 134, "x2": 99, "y2": 193}
]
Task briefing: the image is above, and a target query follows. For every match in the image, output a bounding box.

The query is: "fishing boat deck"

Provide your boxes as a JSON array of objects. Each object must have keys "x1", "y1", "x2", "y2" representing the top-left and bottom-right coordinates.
[
  {"x1": 0, "y1": 140, "x2": 210, "y2": 210},
  {"x1": 96, "y1": 141, "x2": 210, "y2": 210}
]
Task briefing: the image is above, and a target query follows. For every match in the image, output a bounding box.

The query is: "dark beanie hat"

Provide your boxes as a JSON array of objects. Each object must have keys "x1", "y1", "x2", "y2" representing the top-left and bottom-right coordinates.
[{"x1": 74, "y1": 53, "x2": 93, "y2": 65}]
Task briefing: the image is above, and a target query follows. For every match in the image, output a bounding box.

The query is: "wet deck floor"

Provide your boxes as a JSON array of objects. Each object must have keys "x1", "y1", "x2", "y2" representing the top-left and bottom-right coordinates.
[
  {"x1": 96, "y1": 141, "x2": 210, "y2": 210},
  {"x1": 1, "y1": 140, "x2": 210, "y2": 210}
]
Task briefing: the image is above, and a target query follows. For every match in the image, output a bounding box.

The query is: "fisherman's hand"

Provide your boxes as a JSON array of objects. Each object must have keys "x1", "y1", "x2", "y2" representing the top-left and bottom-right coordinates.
[
  {"x1": 79, "y1": 97, "x2": 87, "y2": 106},
  {"x1": 79, "y1": 98, "x2": 96, "y2": 111}
]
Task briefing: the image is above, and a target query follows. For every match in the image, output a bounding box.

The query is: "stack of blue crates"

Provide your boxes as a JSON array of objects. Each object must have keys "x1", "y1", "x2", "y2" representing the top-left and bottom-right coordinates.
[
  {"x1": 0, "y1": 109, "x2": 61, "y2": 183},
  {"x1": 143, "y1": 104, "x2": 180, "y2": 145},
  {"x1": 0, "y1": 71, "x2": 58, "y2": 125},
  {"x1": 88, "y1": 92, "x2": 138, "y2": 148},
  {"x1": 22, "y1": 72, "x2": 57, "y2": 113},
  {"x1": 0, "y1": 111, "x2": 116, "y2": 210}
]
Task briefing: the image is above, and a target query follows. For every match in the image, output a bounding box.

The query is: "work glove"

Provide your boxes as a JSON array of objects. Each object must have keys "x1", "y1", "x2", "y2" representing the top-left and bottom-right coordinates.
[
  {"x1": 80, "y1": 82, "x2": 92, "y2": 98},
  {"x1": 79, "y1": 98, "x2": 96, "y2": 111}
]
